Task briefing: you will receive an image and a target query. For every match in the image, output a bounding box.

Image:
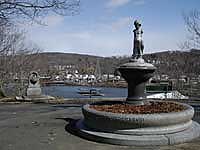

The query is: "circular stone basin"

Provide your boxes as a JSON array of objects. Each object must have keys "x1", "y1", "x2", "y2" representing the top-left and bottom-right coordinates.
[{"x1": 82, "y1": 101, "x2": 194, "y2": 135}]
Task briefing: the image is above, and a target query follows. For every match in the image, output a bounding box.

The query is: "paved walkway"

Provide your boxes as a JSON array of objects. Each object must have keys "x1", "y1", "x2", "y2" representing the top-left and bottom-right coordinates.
[{"x1": 0, "y1": 103, "x2": 200, "y2": 150}]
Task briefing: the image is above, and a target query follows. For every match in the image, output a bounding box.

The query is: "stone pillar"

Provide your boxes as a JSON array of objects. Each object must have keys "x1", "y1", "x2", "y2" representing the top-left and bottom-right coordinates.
[{"x1": 118, "y1": 60, "x2": 156, "y2": 104}]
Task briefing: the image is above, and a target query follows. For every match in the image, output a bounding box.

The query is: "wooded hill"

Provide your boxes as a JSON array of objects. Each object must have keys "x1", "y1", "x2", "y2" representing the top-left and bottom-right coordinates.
[{"x1": 35, "y1": 49, "x2": 200, "y2": 78}]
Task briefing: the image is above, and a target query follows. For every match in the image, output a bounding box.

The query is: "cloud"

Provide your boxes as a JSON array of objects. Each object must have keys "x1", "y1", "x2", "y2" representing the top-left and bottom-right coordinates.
[
  {"x1": 106, "y1": 0, "x2": 145, "y2": 8},
  {"x1": 27, "y1": 24, "x2": 183, "y2": 56},
  {"x1": 27, "y1": 25, "x2": 132, "y2": 56},
  {"x1": 68, "y1": 32, "x2": 91, "y2": 39},
  {"x1": 134, "y1": 0, "x2": 145, "y2": 5},
  {"x1": 25, "y1": 15, "x2": 183, "y2": 57},
  {"x1": 26, "y1": 17, "x2": 133, "y2": 56},
  {"x1": 111, "y1": 17, "x2": 132, "y2": 31},
  {"x1": 19, "y1": 14, "x2": 64, "y2": 29},
  {"x1": 42, "y1": 15, "x2": 64, "y2": 27},
  {"x1": 91, "y1": 17, "x2": 132, "y2": 32},
  {"x1": 106, "y1": 0, "x2": 131, "y2": 8}
]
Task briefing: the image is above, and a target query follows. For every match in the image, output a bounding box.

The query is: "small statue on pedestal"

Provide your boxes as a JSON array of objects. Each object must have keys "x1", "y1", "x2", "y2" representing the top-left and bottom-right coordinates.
[
  {"x1": 26, "y1": 71, "x2": 42, "y2": 97},
  {"x1": 132, "y1": 20, "x2": 144, "y2": 59}
]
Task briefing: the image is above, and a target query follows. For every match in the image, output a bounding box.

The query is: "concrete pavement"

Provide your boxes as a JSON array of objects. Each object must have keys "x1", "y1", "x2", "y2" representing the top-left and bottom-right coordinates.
[{"x1": 0, "y1": 103, "x2": 200, "y2": 150}]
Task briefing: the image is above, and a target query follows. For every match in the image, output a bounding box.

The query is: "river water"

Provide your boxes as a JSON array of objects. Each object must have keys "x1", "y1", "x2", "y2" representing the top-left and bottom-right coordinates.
[{"x1": 42, "y1": 85, "x2": 127, "y2": 98}]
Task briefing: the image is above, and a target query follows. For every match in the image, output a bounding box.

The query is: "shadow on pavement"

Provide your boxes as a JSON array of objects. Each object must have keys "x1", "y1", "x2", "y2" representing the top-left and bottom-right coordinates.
[{"x1": 56, "y1": 117, "x2": 81, "y2": 137}]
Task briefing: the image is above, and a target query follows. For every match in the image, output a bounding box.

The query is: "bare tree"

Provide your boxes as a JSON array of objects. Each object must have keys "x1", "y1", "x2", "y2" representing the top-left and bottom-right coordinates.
[
  {"x1": 182, "y1": 10, "x2": 200, "y2": 49},
  {"x1": 0, "y1": 0, "x2": 80, "y2": 23},
  {"x1": 0, "y1": 0, "x2": 80, "y2": 96},
  {"x1": 0, "y1": 23, "x2": 42, "y2": 96}
]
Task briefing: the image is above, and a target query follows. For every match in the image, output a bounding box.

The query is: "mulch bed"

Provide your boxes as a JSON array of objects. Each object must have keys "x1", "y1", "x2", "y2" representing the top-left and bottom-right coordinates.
[{"x1": 90, "y1": 101, "x2": 186, "y2": 114}]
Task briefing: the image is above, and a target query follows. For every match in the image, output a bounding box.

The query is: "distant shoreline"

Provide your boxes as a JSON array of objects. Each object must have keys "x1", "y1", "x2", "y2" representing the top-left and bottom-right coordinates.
[{"x1": 41, "y1": 81, "x2": 127, "y2": 88}]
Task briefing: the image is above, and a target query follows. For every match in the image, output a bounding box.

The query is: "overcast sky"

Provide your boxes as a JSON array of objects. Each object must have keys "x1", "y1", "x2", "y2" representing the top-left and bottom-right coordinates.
[{"x1": 23, "y1": 0, "x2": 200, "y2": 57}]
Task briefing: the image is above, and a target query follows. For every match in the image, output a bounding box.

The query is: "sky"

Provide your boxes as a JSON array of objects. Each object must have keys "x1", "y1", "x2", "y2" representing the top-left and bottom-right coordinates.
[{"x1": 23, "y1": 0, "x2": 200, "y2": 57}]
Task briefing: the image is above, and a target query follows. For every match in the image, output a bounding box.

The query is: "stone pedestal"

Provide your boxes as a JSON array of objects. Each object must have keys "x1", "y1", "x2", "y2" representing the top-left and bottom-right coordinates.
[
  {"x1": 118, "y1": 59, "x2": 156, "y2": 104},
  {"x1": 16, "y1": 71, "x2": 55, "y2": 102},
  {"x1": 27, "y1": 84, "x2": 42, "y2": 97}
]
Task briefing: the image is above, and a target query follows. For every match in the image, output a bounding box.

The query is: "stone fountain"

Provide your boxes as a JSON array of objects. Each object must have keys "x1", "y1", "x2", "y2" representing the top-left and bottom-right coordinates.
[{"x1": 73, "y1": 20, "x2": 200, "y2": 146}]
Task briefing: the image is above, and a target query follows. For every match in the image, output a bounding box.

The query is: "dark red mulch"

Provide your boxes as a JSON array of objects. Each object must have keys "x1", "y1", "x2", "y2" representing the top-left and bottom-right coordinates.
[{"x1": 90, "y1": 101, "x2": 186, "y2": 114}]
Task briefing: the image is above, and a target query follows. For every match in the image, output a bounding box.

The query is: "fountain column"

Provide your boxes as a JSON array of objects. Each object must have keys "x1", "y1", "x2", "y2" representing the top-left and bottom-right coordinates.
[{"x1": 118, "y1": 20, "x2": 156, "y2": 104}]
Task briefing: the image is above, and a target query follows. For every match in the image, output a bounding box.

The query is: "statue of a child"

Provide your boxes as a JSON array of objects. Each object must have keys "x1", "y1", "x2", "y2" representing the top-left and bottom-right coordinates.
[{"x1": 132, "y1": 20, "x2": 144, "y2": 59}]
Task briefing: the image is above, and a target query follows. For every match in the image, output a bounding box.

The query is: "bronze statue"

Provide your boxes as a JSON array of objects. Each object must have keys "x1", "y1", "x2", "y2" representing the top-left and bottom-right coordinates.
[{"x1": 132, "y1": 20, "x2": 144, "y2": 59}]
